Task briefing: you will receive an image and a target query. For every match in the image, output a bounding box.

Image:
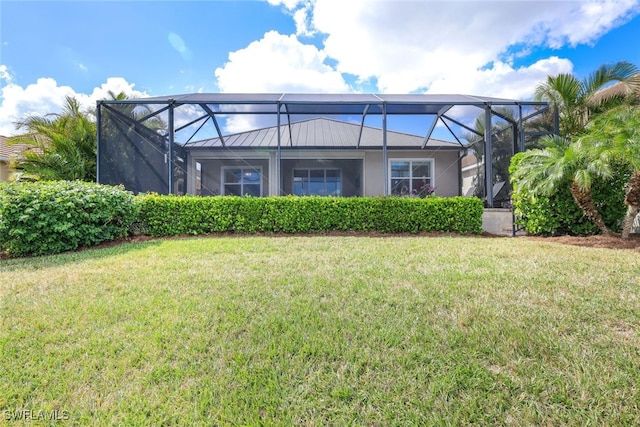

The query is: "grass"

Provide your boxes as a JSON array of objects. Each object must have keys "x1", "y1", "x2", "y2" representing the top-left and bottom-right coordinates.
[{"x1": 1, "y1": 235, "x2": 639, "y2": 425}]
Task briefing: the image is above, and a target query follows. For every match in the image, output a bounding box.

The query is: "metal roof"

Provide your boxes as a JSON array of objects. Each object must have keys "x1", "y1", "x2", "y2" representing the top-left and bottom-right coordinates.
[{"x1": 184, "y1": 117, "x2": 461, "y2": 150}]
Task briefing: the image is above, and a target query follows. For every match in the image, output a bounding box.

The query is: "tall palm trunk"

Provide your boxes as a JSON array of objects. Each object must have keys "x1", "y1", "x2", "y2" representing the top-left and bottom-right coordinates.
[
  {"x1": 621, "y1": 172, "x2": 640, "y2": 239},
  {"x1": 569, "y1": 181, "x2": 611, "y2": 235}
]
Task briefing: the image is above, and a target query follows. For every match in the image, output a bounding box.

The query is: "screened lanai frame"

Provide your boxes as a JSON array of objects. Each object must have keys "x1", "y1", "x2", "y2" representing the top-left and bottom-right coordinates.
[{"x1": 96, "y1": 93, "x2": 553, "y2": 207}]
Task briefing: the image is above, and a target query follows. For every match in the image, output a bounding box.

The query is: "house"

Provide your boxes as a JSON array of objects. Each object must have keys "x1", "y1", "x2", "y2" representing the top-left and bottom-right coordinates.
[
  {"x1": 461, "y1": 151, "x2": 482, "y2": 197},
  {"x1": 183, "y1": 117, "x2": 462, "y2": 198},
  {"x1": 0, "y1": 135, "x2": 28, "y2": 181},
  {"x1": 97, "y1": 93, "x2": 550, "y2": 206}
]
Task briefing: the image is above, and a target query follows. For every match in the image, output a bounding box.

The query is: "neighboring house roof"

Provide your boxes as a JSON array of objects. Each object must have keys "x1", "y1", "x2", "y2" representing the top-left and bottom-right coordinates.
[
  {"x1": 590, "y1": 75, "x2": 640, "y2": 104},
  {"x1": 0, "y1": 135, "x2": 29, "y2": 162},
  {"x1": 184, "y1": 117, "x2": 462, "y2": 150}
]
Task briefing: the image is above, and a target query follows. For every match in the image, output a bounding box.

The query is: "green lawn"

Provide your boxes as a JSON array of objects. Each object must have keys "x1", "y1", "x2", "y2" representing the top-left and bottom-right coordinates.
[{"x1": 1, "y1": 236, "x2": 639, "y2": 425}]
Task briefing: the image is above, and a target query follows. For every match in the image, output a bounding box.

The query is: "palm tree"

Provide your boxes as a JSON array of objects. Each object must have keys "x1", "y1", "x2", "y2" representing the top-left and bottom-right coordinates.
[
  {"x1": 7, "y1": 96, "x2": 96, "y2": 181},
  {"x1": 579, "y1": 105, "x2": 640, "y2": 239},
  {"x1": 511, "y1": 134, "x2": 611, "y2": 235},
  {"x1": 534, "y1": 61, "x2": 639, "y2": 137}
]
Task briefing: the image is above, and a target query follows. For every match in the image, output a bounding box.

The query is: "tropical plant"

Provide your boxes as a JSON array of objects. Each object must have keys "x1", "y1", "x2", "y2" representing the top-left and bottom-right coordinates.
[
  {"x1": 510, "y1": 135, "x2": 611, "y2": 235},
  {"x1": 7, "y1": 96, "x2": 97, "y2": 181},
  {"x1": 579, "y1": 105, "x2": 640, "y2": 239},
  {"x1": 534, "y1": 61, "x2": 639, "y2": 137}
]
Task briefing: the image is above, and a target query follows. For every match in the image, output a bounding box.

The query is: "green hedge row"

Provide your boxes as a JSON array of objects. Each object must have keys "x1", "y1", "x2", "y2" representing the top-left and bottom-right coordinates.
[
  {"x1": 136, "y1": 195, "x2": 484, "y2": 237},
  {"x1": 0, "y1": 182, "x2": 483, "y2": 257},
  {"x1": 0, "y1": 181, "x2": 138, "y2": 256}
]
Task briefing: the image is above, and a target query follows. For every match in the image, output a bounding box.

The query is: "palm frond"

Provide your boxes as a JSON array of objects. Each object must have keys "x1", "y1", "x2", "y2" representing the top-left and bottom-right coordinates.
[
  {"x1": 583, "y1": 61, "x2": 639, "y2": 100},
  {"x1": 8, "y1": 95, "x2": 97, "y2": 181}
]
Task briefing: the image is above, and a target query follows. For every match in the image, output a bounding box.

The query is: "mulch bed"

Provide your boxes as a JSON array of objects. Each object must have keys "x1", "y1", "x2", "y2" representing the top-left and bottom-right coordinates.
[{"x1": 523, "y1": 233, "x2": 640, "y2": 250}]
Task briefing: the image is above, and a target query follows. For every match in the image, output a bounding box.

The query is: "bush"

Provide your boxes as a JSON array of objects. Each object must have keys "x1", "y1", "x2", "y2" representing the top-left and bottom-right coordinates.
[
  {"x1": 136, "y1": 195, "x2": 483, "y2": 237},
  {"x1": 510, "y1": 153, "x2": 631, "y2": 236},
  {"x1": 0, "y1": 181, "x2": 138, "y2": 256}
]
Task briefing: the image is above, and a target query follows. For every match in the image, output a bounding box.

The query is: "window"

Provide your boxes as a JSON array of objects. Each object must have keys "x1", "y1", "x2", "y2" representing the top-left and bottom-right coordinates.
[
  {"x1": 222, "y1": 167, "x2": 262, "y2": 196},
  {"x1": 390, "y1": 160, "x2": 434, "y2": 196},
  {"x1": 293, "y1": 169, "x2": 341, "y2": 196}
]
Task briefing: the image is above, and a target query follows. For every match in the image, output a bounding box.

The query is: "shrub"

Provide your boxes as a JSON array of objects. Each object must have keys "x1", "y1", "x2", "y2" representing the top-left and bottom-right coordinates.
[
  {"x1": 136, "y1": 195, "x2": 483, "y2": 237},
  {"x1": 0, "y1": 181, "x2": 138, "y2": 256},
  {"x1": 510, "y1": 153, "x2": 631, "y2": 236}
]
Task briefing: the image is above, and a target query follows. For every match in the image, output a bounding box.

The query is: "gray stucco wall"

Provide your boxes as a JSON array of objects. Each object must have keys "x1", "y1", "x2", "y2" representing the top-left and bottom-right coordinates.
[
  {"x1": 363, "y1": 150, "x2": 460, "y2": 197},
  {"x1": 189, "y1": 149, "x2": 460, "y2": 197}
]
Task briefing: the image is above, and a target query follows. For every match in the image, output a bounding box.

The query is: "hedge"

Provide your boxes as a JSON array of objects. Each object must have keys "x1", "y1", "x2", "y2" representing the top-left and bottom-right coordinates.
[
  {"x1": 136, "y1": 195, "x2": 484, "y2": 237},
  {"x1": 510, "y1": 154, "x2": 631, "y2": 236},
  {"x1": 0, "y1": 181, "x2": 138, "y2": 256}
]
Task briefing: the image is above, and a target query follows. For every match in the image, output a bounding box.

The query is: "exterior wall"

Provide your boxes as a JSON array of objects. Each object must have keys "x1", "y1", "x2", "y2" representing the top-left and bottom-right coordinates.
[
  {"x1": 187, "y1": 148, "x2": 461, "y2": 197},
  {"x1": 364, "y1": 150, "x2": 460, "y2": 197},
  {"x1": 0, "y1": 160, "x2": 8, "y2": 181},
  {"x1": 461, "y1": 164, "x2": 482, "y2": 197}
]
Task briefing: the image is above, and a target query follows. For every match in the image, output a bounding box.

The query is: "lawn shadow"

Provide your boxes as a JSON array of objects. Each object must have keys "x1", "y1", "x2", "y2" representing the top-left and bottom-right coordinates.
[{"x1": 0, "y1": 237, "x2": 162, "y2": 271}]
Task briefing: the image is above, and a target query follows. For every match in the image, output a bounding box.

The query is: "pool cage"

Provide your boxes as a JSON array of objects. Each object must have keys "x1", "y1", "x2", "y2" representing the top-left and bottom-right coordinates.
[{"x1": 97, "y1": 94, "x2": 554, "y2": 207}]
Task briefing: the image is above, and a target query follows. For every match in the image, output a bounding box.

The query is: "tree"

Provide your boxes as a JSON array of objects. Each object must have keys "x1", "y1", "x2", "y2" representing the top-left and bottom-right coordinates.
[
  {"x1": 7, "y1": 96, "x2": 96, "y2": 181},
  {"x1": 579, "y1": 105, "x2": 640, "y2": 239},
  {"x1": 534, "y1": 61, "x2": 639, "y2": 137},
  {"x1": 511, "y1": 135, "x2": 611, "y2": 235}
]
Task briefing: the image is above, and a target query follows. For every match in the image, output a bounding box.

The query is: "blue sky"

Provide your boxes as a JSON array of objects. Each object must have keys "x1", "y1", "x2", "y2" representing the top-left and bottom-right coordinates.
[{"x1": 1, "y1": 0, "x2": 640, "y2": 136}]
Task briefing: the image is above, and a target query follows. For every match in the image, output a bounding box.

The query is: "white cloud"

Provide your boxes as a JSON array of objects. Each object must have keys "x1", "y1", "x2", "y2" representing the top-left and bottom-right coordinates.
[
  {"x1": 266, "y1": 0, "x2": 314, "y2": 35},
  {"x1": 307, "y1": 0, "x2": 639, "y2": 94},
  {"x1": 214, "y1": 30, "x2": 350, "y2": 132},
  {"x1": 547, "y1": 0, "x2": 640, "y2": 47},
  {"x1": 293, "y1": 3, "x2": 315, "y2": 36},
  {"x1": 0, "y1": 65, "x2": 13, "y2": 84},
  {"x1": 265, "y1": 0, "x2": 305, "y2": 10},
  {"x1": 0, "y1": 70, "x2": 147, "y2": 136},
  {"x1": 215, "y1": 30, "x2": 348, "y2": 93},
  {"x1": 255, "y1": 0, "x2": 640, "y2": 96},
  {"x1": 427, "y1": 56, "x2": 574, "y2": 100}
]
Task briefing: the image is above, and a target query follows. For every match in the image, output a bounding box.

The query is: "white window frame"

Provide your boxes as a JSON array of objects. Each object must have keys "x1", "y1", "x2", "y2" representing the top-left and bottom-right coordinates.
[
  {"x1": 388, "y1": 158, "x2": 435, "y2": 196},
  {"x1": 292, "y1": 168, "x2": 342, "y2": 196},
  {"x1": 221, "y1": 166, "x2": 263, "y2": 196}
]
